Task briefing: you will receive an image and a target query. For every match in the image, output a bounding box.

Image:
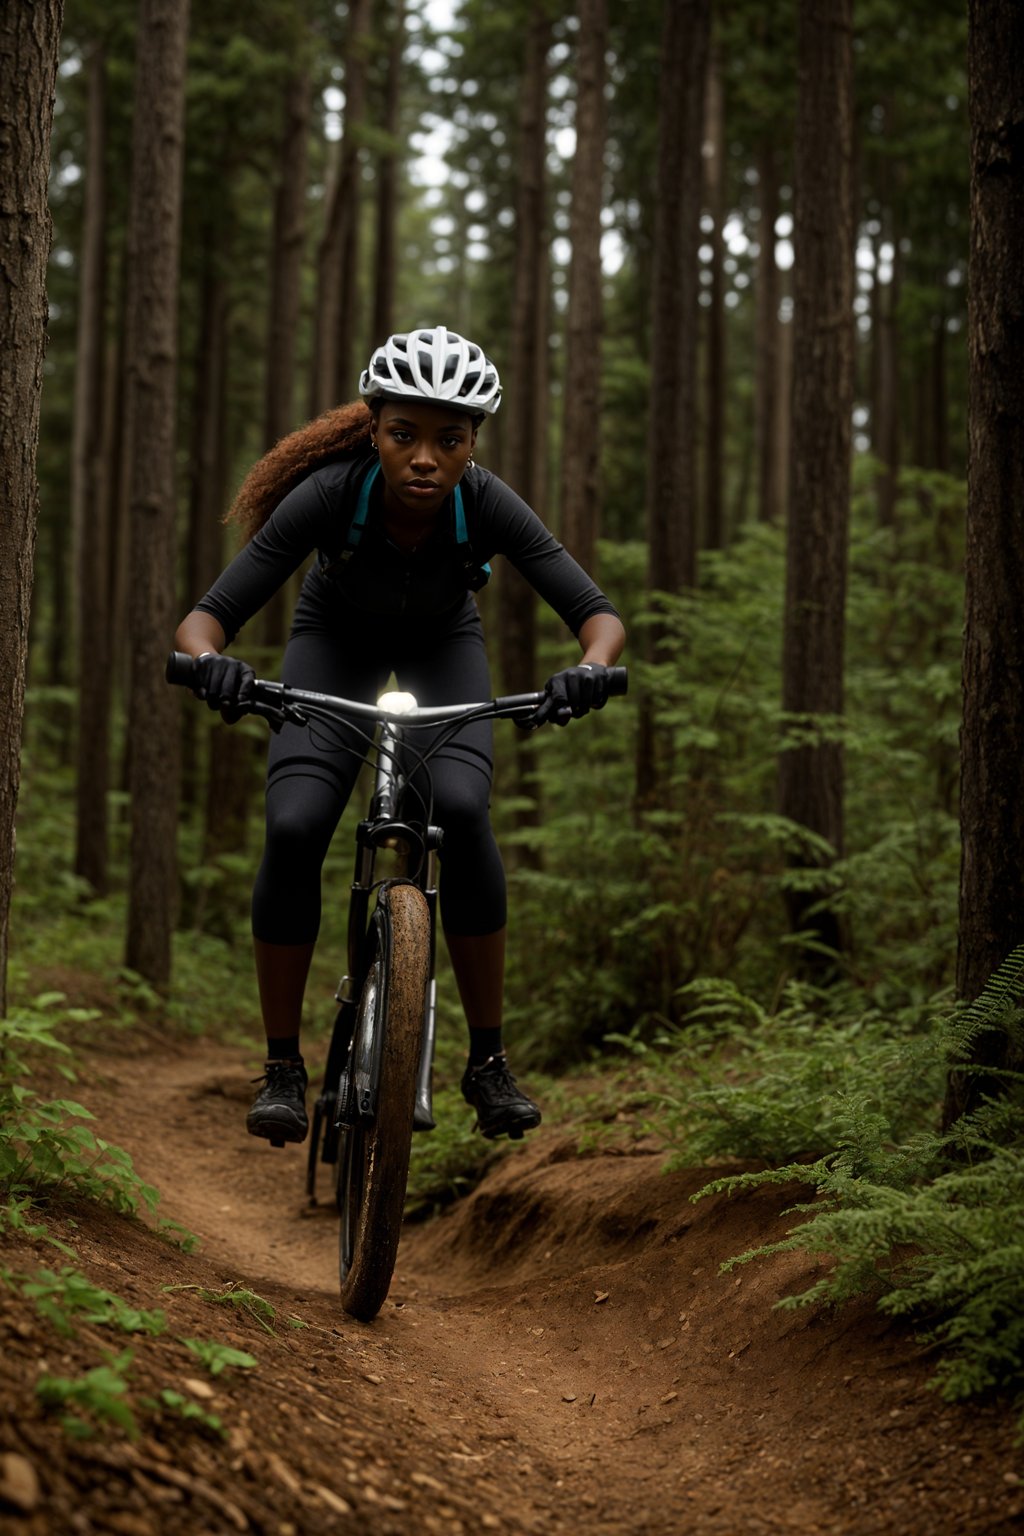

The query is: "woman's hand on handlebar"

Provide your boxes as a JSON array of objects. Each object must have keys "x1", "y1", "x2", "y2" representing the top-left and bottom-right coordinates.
[
  {"x1": 193, "y1": 652, "x2": 256, "y2": 723},
  {"x1": 529, "y1": 663, "x2": 613, "y2": 728}
]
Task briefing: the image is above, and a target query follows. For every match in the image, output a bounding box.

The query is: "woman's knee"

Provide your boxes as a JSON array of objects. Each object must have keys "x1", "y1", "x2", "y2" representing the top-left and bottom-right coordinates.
[
  {"x1": 431, "y1": 768, "x2": 492, "y2": 838},
  {"x1": 263, "y1": 781, "x2": 341, "y2": 872}
]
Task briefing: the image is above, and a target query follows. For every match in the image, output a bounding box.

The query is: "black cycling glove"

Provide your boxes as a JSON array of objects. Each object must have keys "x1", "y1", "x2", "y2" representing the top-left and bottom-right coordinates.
[
  {"x1": 529, "y1": 663, "x2": 611, "y2": 728},
  {"x1": 193, "y1": 653, "x2": 256, "y2": 724}
]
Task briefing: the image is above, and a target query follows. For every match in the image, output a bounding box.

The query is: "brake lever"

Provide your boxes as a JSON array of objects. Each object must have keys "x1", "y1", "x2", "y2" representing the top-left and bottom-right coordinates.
[{"x1": 252, "y1": 701, "x2": 306, "y2": 734}]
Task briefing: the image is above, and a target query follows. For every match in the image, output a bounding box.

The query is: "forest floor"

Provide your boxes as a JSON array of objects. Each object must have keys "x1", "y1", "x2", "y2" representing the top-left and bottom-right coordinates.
[{"x1": 1, "y1": 1029, "x2": 1022, "y2": 1536}]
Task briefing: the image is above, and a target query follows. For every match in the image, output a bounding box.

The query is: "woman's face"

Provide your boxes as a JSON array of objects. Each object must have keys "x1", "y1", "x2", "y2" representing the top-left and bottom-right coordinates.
[{"x1": 371, "y1": 400, "x2": 478, "y2": 515}]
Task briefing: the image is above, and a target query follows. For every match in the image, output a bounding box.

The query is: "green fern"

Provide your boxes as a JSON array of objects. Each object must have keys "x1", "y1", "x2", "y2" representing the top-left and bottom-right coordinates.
[{"x1": 680, "y1": 958, "x2": 1024, "y2": 1420}]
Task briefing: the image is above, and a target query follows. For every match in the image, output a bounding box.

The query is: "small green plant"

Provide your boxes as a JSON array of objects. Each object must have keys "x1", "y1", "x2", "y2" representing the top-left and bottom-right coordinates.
[
  {"x1": 37, "y1": 1349, "x2": 138, "y2": 1440},
  {"x1": 164, "y1": 1281, "x2": 278, "y2": 1334},
  {"x1": 0, "y1": 1196, "x2": 77, "y2": 1255},
  {"x1": 143, "y1": 1389, "x2": 226, "y2": 1439},
  {"x1": 155, "y1": 1216, "x2": 201, "y2": 1253},
  {"x1": 0, "y1": 996, "x2": 158, "y2": 1215},
  {"x1": 8, "y1": 1265, "x2": 167, "y2": 1339},
  {"x1": 180, "y1": 1338, "x2": 258, "y2": 1375}
]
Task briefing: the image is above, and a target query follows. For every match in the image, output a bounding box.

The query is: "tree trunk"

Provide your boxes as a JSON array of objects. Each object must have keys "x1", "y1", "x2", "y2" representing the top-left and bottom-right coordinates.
[
  {"x1": 73, "y1": 43, "x2": 112, "y2": 893},
  {"x1": 755, "y1": 149, "x2": 781, "y2": 525},
  {"x1": 182, "y1": 238, "x2": 229, "y2": 808},
  {"x1": 635, "y1": 0, "x2": 710, "y2": 811},
  {"x1": 932, "y1": 297, "x2": 950, "y2": 474},
  {"x1": 124, "y1": 0, "x2": 190, "y2": 989},
  {"x1": 703, "y1": 44, "x2": 726, "y2": 551},
  {"x1": 945, "y1": 0, "x2": 1024, "y2": 1127},
  {"x1": 265, "y1": 67, "x2": 310, "y2": 450},
  {"x1": 645, "y1": 0, "x2": 710, "y2": 596},
  {"x1": 261, "y1": 64, "x2": 311, "y2": 650},
  {"x1": 558, "y1": 0, "x2": 608, "y2": 575},
  {"x1": 777, "y1": 0, "x2": 854, "y2": 966},
  {"x1": 0, "y1": 0, "x2": 64, "y2": 1014},
  {"x1": 312, "y1": 0, "x2": 371, "y2": 414},
  {"x1": 372, "y1": 0, "x2": 405, "y2": 346},
  {"x1": 498, "y1": 2, "x2": 551, "y2": 864},
  {"x1": 874, "y1": 213, "x2": 901, "y2": 526}
]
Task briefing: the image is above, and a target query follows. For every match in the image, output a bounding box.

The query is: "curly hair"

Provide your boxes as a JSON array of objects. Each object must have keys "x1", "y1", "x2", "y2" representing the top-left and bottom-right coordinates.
[{"x1": 226, "y1": 399, "x2": 374, "y2": 541}]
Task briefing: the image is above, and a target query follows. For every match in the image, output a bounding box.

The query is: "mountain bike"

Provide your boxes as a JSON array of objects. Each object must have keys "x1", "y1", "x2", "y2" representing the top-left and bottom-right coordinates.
[{"x1": 166, "y1": 653, "x2": 627, "y2": 1321}]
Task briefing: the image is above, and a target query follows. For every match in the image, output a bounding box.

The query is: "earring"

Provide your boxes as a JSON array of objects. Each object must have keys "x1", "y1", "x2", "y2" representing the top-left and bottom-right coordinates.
[
  {"x1": 371, "y1": 440, "x2": 379, "y2": 453},
  {"x1": 467, "y1": 456, "x2": 475, "y2": 469}
]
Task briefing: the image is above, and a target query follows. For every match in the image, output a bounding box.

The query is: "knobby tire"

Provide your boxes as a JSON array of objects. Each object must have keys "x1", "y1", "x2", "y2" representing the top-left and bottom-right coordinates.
[{"x1": 337, "y1": 883, "x2": 430, "y2": 1322}]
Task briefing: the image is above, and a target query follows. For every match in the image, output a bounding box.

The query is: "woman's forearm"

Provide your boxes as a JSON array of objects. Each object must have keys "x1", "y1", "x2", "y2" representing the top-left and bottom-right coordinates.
[
  {"x1": 578, "y1": 612, "x2": 626, "y2": 668},
  {"x1": 175, "y1": 610, "x2": 227, "y2": 657}
]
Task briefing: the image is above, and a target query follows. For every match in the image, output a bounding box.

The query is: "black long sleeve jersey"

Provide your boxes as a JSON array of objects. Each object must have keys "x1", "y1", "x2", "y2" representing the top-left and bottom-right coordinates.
[{"x1": 195, "y1": 452, "x2": 620, "y2": 644}]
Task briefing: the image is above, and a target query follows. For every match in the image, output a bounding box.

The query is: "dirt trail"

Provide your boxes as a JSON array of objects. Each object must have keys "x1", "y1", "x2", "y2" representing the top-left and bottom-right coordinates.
[{"x1": 2, "y1": 1033, "x2": 1022, "y2": 1536}]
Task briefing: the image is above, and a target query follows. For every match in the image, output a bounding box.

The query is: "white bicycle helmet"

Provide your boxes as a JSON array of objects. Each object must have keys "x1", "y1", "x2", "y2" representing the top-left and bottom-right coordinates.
[{"x1": 359, "y1": 326, "x2": 502, "y2": 416}]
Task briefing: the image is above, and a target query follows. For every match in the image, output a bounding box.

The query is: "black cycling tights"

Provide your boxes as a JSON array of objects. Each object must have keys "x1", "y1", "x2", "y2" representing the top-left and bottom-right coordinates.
[{"x1": 251, "y1": 606, "x2": 506, "y2": 945}]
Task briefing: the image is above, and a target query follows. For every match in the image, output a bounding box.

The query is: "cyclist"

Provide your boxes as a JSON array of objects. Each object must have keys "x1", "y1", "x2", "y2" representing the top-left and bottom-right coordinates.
[{"x1": 174, "y1": 326, "x2": 625, "y2": 1146}]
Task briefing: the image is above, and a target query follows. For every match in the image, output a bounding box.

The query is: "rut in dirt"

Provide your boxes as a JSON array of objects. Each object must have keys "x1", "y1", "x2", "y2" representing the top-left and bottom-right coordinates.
[{"x1": 41, "y1": 1036, "x2": 1024, "y2": 1536}]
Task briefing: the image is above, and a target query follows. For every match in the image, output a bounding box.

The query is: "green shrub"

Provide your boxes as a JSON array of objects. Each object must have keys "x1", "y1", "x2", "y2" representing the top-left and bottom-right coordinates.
[
  {"x1": 666, "y1": 951, "x2": 1024, "y2": 1421},
  {"x1": 0, "y1": 996, "x2": 158, "y2": 1215}
]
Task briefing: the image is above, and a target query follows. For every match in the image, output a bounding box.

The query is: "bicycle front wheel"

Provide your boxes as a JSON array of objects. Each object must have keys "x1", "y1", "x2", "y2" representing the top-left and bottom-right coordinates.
[{"x1": 337, "y1": 882, "x2": 430, "y2": 1322}]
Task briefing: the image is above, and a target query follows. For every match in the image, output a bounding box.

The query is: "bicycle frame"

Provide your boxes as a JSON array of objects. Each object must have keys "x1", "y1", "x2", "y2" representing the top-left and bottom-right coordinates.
[{"x1": 334, "y1": 697, "x2": 443, "y2": 1133}]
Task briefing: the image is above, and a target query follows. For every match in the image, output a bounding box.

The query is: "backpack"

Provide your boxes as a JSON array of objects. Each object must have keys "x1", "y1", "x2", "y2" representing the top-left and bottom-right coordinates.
[{"x1": 331, "y1": 460, "x2": 491, "y2": 592}]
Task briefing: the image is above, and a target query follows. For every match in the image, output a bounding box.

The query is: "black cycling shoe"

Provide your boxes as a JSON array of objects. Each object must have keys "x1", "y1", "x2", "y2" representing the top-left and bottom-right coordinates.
[
  {"x1": 246, "y1": 1059, "x2": 309, "y2": 1147},
  {"x1": 461, "y1": 1054, "x2": 542, "y2": 1141}
]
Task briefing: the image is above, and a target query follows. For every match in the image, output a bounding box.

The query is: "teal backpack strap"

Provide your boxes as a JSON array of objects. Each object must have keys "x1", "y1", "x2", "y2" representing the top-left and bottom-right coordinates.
[
  {"x1": 342, "y1": 459, "x2": 380, "y2": 560},
  {"x1": 454, "y1": 483, "x2": 491, "y2": 590}
]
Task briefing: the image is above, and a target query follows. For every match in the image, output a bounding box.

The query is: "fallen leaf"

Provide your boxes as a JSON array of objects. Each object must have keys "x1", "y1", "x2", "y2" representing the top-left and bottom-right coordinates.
[{"x1": 594, "y1": 1291, "x2": 610, "y2": 1304}]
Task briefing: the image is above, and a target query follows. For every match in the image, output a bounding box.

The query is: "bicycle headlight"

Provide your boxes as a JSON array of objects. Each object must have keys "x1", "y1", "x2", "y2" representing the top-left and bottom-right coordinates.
[{"x1": 377, "y1": 690, "x2": 418, "y2": 715}]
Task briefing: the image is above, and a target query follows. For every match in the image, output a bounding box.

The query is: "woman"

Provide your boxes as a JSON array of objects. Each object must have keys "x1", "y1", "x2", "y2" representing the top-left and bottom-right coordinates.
[{"x1": 175, "y1": 326, "x2": 625, "y2": 1145}]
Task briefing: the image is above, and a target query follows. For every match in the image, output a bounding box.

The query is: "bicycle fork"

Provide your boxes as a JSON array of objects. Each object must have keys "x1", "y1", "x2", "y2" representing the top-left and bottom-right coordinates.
[{"x1": 332, "y1": 725, "x2": 442, "y2": 1134}]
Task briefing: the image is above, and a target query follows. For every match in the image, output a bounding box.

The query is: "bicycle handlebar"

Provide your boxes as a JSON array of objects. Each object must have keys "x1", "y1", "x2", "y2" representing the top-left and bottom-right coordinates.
[{"x1": 165, "y1": 651, "x2": 627, "y2": 727}]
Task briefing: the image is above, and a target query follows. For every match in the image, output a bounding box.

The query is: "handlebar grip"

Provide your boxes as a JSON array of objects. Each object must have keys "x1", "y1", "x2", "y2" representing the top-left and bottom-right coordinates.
[
  {"x1": 607, "y1": 666, "x2": 628, "y2": 697},
  {"x1": 166, "y1": 650, "x2": 199, "y2": 687}
]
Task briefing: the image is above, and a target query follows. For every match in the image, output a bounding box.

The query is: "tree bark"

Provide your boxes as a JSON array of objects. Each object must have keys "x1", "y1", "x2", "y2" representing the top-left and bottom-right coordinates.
[
  {"x1": 265, "y1": 67, "x2": 311, "y2": 451},
  {"x1": 645, "y1": 0, "x2": 710, "y2": 596},
  {"x1": 498, "y1": 1, "x2": 551, "y2": 864},
  {"x1": 372, "y1": 0, "x2": 405, "y2": 346},
  {"x1": 945, "y1": 0, "x2": 1024, "y2": 1126},
  {"x1": 73, "y1": 42, "x2": 112, "y2": 893},
  {"x1": 124, "y1": 0, "x2": 190, "y2": 988},
  {"x1": 777, "y1": 0, "x2": 854, "y2": 966},
  {"x1": 874, "y1": 199, "x2": 901, "y2": 526},
  {"x1": 0, "y1": 0, "x2": 64, "y2": 1014},
  {"x1": 182, "y1": 237, "x2": 229, "y2": 807},
  {"x1": 261, "y1": 64, "x2": 311, "y2": 650},
  {"x1": 703, "y1": 44, "x2": 726, "y2": 551},
  {"x1": 558, "y1": 0, "x2": 608, "y2": 576},
  {"x1": 872, "y1": 118, "x2": 902, "y2": 528},
  {"x1": 635, "y1": 0, "x2": 710, "y2": 812},
  {"x1": 312, "y1": 0, "x2": 371, "y2": 414},
  {"x1": 755, "y1": 141, "x2": 781, "y2": 524}
]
